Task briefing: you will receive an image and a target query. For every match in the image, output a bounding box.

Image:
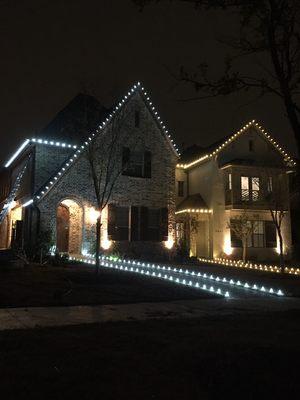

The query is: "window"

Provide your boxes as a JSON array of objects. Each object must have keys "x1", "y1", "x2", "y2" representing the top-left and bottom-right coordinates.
[
  {"x1": 230, "y1": 220, "x2": 276, "y2": 248},
  {"x1": 108, "y1": 205, "x2": 168, "y2": 242},
  {"x1": 147, "y1": 208, "x2": 160, "y2": 241},
  {"x1": 253, "y1": 221, "x2": 264, "y2": 247},
  {"x1": 108, "y1": 204, "x2": 129, "y2": 241},
  {"x1": 241, "y1": 176, "x2": 260, "y2": 202},
  {"x1": 249, "y1": 140, "x2": 254, "y2": 152},
  {"x1": 135, "y1": 110, "x2": 140, "y2": 127},
  {"x1": 122, "y1": 147, "x2": 151, "y2": 178},
  {"x1": 251, "y1": 177, "x2": 260, "y2": 201},
  {"x1": 265, "y1": 221, "x2": 277, "y2": 247},
  {"x1": 178, "y1": 181, "x2": 184, "y2": 197},
  {"x1": 131, "y1": 206, "x2": 168, "y2": 242}
]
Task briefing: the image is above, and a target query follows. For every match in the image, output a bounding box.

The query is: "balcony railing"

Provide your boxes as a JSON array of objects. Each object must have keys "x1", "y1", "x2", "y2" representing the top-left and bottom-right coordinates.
[
  {"x1": 241, "y1": 189, "x2": 260, "y2": 202},
  {"x1": 225, "y1": 189, "x2": 267, "y2": 206}
]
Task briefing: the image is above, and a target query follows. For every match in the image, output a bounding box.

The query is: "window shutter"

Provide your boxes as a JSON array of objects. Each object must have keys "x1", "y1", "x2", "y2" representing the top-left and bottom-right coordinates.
[
  {"x1": 265, "y1": 221, "x2": 277, "y2": 248},
  {"x1": 107, "y1": 204, "x2": 116, "y2": 240},
  {"x1": 122, "y1": 147, "x2": 130, "y2": 171},
  {"x1": 144, "y1": 151, "x2": 152, "y2": 178},
  {"x1": 130, "y1": 206, "x2": 139, "y2": 241},
  {"x1": 159, "y1": 207, "x2": 168, "y2": 241},
  {"x1": 140, "y1": 207, "x2": 148, "y2": 240}
]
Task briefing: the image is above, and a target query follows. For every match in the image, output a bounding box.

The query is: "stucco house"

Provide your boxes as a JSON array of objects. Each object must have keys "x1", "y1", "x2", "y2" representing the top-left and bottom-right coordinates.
[
  {"x1": 0, "y1": 83, "x2": 179, "y2": 258},
  {"x1": 175, "y1": 121, "x2": 296, "y2": 262}
]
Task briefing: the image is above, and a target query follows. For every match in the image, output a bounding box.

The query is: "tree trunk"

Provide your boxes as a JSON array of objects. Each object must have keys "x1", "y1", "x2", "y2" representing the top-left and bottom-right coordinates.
[
  {"x1": 242, "y1": 240, "x2": 247, "y2": 263},
  {"x1": 278, "y1": 230, "x2": 285, "y2": 273},
  {"x1": 95, "y1": 215, "x2": 102, "y2": 273}
]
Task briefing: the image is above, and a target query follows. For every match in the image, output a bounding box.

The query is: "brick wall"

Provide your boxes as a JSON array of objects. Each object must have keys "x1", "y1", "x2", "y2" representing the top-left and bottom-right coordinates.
[{"x1": 36, "y1": 91, "x2": 178, "y2": 258}]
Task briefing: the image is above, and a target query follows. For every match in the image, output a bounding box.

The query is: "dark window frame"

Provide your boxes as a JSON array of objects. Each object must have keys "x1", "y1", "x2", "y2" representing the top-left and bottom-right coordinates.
[
  {"x1": 230, "y1": 220, "x2": 277, "y2": 249},
  {"x1": 108, "y1": 205, "x2": 168, "y2": 242},
  {"x1": 122, "y1": 147, "x2": 152, "y2": 179}
]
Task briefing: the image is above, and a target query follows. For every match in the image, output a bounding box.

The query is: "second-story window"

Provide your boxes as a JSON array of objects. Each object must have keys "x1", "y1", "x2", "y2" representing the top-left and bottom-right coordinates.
[
  {"x1": 178, "y1": 181, "x2": 184, "y2": 197},
  {"x1": 241, "y1": 176, "x2": 260, "y2": 202},
  {"x1": 122, "y1": 147, "x2": 151, "y2": 178}
]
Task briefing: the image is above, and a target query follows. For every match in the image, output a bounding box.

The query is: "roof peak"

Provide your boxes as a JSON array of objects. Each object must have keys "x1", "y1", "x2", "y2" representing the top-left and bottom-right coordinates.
[{"x1": 178, "y1": 120, "x2": 295, "y2": 169}]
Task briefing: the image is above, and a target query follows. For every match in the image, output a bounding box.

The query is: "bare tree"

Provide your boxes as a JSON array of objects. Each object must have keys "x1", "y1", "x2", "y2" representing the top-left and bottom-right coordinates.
[
  {"x1": 86, "y1": 108, "x2": 135, "y2": 272},
  {"x1": 227, "y1": 211, "x2": 256, "y2": 262},
  {"x1": 263, "y1": 169, "x2": 290, "y2": 270},
  {"x1": 134, "y1": 0, "x2": 300, "y2": 157}
]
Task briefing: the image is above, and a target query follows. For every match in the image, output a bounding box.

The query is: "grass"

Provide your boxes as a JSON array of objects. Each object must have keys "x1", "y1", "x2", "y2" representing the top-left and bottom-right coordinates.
[
  {"x1": 1, "y1": 311, "x2": 300, "y2": 399},
  {"x1": 0, "y1": 264, "x2": 217, "y2": 307}
]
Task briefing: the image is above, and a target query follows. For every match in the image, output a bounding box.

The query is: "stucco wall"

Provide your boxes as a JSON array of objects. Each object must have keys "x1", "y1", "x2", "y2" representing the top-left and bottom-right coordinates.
[{"x1": 176, "y1": 126, "x2": 293, "y2": 261}]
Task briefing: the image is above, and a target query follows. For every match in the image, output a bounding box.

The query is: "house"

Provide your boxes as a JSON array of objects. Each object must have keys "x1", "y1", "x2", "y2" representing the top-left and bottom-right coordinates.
[
  {"x1": 175, "y1": 121, "x2": 296, "y2": 262},
  {"x1": 0, "y1": 84, "x2": 296, "y2": 264},
  {"x1": 0, "y1": 83, "x2": 179, "y2": 258}
]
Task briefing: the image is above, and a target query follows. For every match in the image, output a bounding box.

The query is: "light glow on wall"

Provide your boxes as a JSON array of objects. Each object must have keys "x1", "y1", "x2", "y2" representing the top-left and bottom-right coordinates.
[
  {"x1": 276, "y1": 235, "x2": 285, "y2": 255},
  {"x1": 100, "y1": 206, "x2": 112, "y2": 250},
  {"x1": 101, "y1": 238, "x2": 112, "y2": 250},
  {"x1": 224, "y1": 230, "x2": 233, "y2": 255},
  {"x1": 87, "y1": 207, "x2": 100, "y2": 224},
  {"x1": 164, "y1": 237, "x2": 174, "y2": 249}
]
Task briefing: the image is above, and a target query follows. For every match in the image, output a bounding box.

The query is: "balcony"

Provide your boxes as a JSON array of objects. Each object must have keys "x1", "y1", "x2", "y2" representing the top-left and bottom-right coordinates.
[
  {"x1": 241, "y1": 189, "x2": 260, "y2": 202},
  {"x1": 225, "y1": 189, "x2": 271, "y2": 209}
]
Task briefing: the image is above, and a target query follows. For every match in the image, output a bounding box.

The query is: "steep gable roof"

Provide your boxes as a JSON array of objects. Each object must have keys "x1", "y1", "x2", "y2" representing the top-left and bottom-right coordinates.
[
  {"x1": 23, "y1": 82, "x2": 180, "y2": 206},
  {"x1": 40, "y1": 93, "x2": 109, "y2": 143},
  {"x1": 178, "y1": 120, "x2": 296, "y2": 170}
]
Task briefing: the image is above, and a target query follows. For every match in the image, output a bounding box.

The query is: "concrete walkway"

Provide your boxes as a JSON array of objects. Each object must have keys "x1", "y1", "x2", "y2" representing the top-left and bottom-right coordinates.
[{"x1": 1, "y1": 297, "x2": 300, "y2": 331}]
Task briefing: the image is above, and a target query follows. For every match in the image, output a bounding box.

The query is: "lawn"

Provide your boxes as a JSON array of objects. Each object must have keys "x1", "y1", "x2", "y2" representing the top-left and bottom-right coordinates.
[
  {"x1": 0, "y1": 264, "x2": 217, "y2": 307},
  {"x1": 1, "y1": 311, "x2": 300, "y2": 399}
]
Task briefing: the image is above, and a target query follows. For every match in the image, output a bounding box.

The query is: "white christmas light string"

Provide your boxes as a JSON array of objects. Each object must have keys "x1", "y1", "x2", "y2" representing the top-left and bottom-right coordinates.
[{"x1": 70, "y1": 255, "x2": 286, "y2": 298}]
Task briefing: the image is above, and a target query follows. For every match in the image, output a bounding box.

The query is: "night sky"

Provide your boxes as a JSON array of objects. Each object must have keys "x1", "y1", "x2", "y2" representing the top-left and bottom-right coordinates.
[{"x1": 0, "y1": 0, "x2": 297, "y2": 165}]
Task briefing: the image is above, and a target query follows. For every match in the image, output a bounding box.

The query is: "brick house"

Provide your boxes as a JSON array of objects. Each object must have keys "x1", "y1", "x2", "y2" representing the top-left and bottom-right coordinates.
[
  {"x1": 0, "y1": 85, "x2": 296, "y2": 264},
  {"x1": 175, "y1": 121, "x2": 296, "y2": 262},
  {"x1": 0, "y1": 83, "x2": 179, "y2": 258}
]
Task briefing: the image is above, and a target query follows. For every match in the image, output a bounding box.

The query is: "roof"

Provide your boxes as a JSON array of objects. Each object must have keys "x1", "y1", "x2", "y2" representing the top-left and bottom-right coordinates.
[
  {"x1": 40, "y1": 93, "x2": 110, "y2": 143},
  {"x1": 4, "y1": 138, "x2": 77, "y2": 168},
  {"x1": 178, "y1": 120, "x2": 296, "y2": 170},
  {"x1": 176, "y1": 193, "x2": 208, "y2": 212}
]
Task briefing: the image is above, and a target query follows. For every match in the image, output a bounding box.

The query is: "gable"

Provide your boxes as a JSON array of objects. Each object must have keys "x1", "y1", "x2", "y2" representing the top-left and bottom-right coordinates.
[
  {"x1": 217, "y1": 126, "x2": 286, "y2": 168},
  {"x1": 28, "y1": 82, "x2": 179, "y2": 206},
  {"x1": 178, "y1": 120, "x2": 296, "y2": 170}
]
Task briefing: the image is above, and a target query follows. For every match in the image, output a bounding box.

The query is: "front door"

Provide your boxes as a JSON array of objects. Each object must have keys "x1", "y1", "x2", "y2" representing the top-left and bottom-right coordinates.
[{"x1": 57, "y1": 204, "x2": 69, "y2": 252}]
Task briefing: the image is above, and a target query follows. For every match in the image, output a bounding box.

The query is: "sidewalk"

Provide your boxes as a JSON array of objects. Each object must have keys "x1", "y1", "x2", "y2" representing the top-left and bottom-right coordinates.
[{"x1": 1, "y1": 297, "x2": 300, "y2": 331}]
